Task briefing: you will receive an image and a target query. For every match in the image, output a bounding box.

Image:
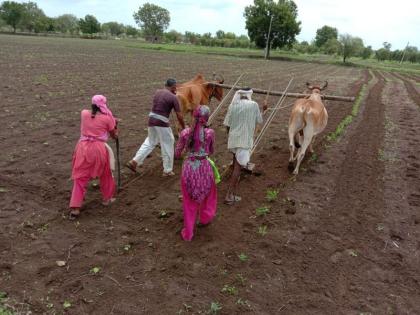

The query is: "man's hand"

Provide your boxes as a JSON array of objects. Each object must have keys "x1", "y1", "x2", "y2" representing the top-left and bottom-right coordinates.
[
  {"x1": 262, "y1": 100, "x2": 268, "y2": 112},
  {"x1": 176, "y1": 112, "x2": 186, "y2": 130}
]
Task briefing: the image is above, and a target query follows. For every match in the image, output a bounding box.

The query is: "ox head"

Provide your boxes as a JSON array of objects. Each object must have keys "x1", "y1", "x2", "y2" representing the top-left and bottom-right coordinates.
[
  {"x1": 306, "y1": 81, "x2": 328, "y2": 93},
  {"x1": 207, "y1": 73, "x2": 225, "y2": 102}
]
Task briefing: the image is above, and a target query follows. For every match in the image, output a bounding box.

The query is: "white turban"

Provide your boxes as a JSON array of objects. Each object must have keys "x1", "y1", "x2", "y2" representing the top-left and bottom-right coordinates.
[{"x1": 231, "y1": 88, "x2": 253, "y2": 105}]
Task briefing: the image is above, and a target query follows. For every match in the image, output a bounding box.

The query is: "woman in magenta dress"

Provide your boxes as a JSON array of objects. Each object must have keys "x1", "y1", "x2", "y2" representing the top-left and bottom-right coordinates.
[
  {"x1": 175, "y1": 105, "x2": 217, "y2": 241},
  {"x1": 69, "y1": 95, "x2": 118, "y2": 219}
]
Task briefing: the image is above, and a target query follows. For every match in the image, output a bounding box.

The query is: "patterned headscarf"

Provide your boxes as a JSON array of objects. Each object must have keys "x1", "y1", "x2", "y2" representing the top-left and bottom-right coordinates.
[
  {"x1": 190, "y1": 105, "x2": 210, "y2": 153},
  {"x1": 92, "y1": 95, "x2": 116, "y2": 126}
]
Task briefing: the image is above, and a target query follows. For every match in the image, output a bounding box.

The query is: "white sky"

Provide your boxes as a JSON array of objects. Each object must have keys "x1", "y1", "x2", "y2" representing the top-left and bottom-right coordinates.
[{"x1": 16, "y1": 0, "x2": 419, "y2": 50}]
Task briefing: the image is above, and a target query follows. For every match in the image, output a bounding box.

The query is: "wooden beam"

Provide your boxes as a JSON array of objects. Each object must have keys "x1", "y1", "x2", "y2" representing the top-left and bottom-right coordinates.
[{"x1": 214, "y1": 83, "x2": 355, "y2": 102}]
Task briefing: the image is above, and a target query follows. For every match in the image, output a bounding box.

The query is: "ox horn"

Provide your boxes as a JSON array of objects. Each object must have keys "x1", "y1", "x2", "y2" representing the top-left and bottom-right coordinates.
[
  {"x1": 320, "y1": 81, "x2": 328, "y2": 90},
  {"x1": 306, "y1": 82, "x2": 313, "y2": 90}
]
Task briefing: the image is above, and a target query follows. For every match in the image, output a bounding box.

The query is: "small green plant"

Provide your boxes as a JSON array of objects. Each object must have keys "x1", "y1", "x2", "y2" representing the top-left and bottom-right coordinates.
[
  {"x1": 236, "y1": 298, "x2": 251, "y2": 308},
  {"x1": 238, "y1": 253, "x2": 248, "y2": 262},
  {"x1": 348, "y1": 249, "x2": 358, "y2": 257},
  {"x1": 256, "y1": 206, "x2": 270, "y2": 216},
  {"x1": 123, "y1": 244, "x2": 132, "y2": 252},
  {"x1": 310, "y1": 153, "x2": 318, "y2": 162},
  {"x1": 63, "y1": 300, "x2": 72, "y2": 309},
  {"x1": 266, "y1": 189, "x2": 279, "y2": 202},
  {"x1": 221, "y1": 284, "x2": 238, "y2": 295},
  {"x1": 37, "y1": 223, "x2": 49, "y2": 232},
  {"x1": 236, "y1": 274, "x2": 246, "y2": 286},
  {"x1": 258, "y1": 225, "x2": 268, "y2": 236},
  {"x1": 90, "y1": 266, "x2": 101, "y2": 275},
  {"x1": 209, "y1": 302, "x2": 222, "y2": 314}
]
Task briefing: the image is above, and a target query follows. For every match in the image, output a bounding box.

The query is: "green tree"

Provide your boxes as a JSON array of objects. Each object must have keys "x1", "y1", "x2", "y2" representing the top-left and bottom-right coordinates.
[
  {"x1": 55, "y1": 14, "x2": 79, "y2": 34},
  {"x1": 0, "y1": 1, "x2": 25, "y2": 32},
  {"x1": 164, "y1": 29, "x2": 181, "y2": 43},
  {"x1": 315, "y1": 25, "x2": 338, "y2": 48},
  {"x1": 133, "y1": 2, "x2": 170, "y2": 37},
  {"x1": 102, "y1": 21, "x2": 125, "y2": 36},
  {"x1": 79, "y1": 14, "x2": 100, "y2": 34},
  {"x1": 19, "y1": 1, "x2": 45, "y2": 32},
  {"x1": 215, "y1": 30, "x2": 225, "y2": 39},
  {"x1": 323, "y1": 38, "x2": 341, "y2": 55},
  {"x1": 339, "y1": 34, "x2": 364, "y2": 63},
  {"x1": 125, "y1": 25, "x2": 139, "y2": 36},
  {"x1": 244, "y1": 0, "x2": 301, "y2": 58},
  {"x1": 361, "y1": 45, "x2": 373, "y2": 59},
  {"x1": 184, "y1": 31, "x2": 200, "y2": 44}
]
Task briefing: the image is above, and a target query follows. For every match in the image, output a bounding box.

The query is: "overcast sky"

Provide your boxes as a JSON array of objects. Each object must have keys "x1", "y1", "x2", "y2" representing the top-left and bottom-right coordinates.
[{"x1": 17, "y1": 0, "x2": 419, "y2": 50}]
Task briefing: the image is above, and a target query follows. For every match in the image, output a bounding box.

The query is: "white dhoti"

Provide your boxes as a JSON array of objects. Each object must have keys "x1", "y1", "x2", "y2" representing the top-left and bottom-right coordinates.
[
  {"x1": 132, "y1": 126, "x2": 175, "y2": 173},
  {"x1": 230, "y1": 148, "x2": 251, "y2": 167}
]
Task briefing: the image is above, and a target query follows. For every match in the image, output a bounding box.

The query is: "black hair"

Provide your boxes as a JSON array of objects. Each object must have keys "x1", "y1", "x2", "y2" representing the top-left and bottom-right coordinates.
[
  {"x1": 91, "y1": 104, "x2": 102, "y2": 118},
  {"x1": 165, "y1": 78, "x2": 177, "y2": 87}
]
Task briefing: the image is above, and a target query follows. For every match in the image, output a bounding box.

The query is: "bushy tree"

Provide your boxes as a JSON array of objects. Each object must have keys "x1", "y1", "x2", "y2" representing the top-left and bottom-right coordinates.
[
  {"x1": 164, "y1": 29, "x2": 181, "y2": 43},
  {"x1": 339, "y1": 34, "x2": 364, "y2": 62},
  {"x1": 244, "y1": 0, "x2": 301, "y2": 58},
  {"x1": 19, "y1": 1, "x2": 45, "y2": 32},
  {"x1": 0, "y1": 1, "x2": 25, "y2": 32},
  {"x1": 361, "y1": 45, "x2": 373, "y2": 59},
  {"x1": 315, "y1": 25, "x2": 338, "y2": 48},
  {"x1": 133, "y1": 2, "x2": 170, "y2": 37},
  {"x1": 102, "y1": 21, "x2": 125, "y2": 36},
  {"x1": 184, "y1": 31, "x2": 200, "y2": 44},
  {"x1": 55, "y1": 14, "x2": 79, "y2": 34},
  {"x1": 125, "y1": 25, "x2": 139, "y2": 37},
  {"x1": 215, "y1": 30, "x2": 225, "y2": 39},
  {"x1": 79, "y1": 14, "x2": 100, "y2": 34},
  {"x1": 323, "y1": 38, "x2": 341, "y2": 55}
]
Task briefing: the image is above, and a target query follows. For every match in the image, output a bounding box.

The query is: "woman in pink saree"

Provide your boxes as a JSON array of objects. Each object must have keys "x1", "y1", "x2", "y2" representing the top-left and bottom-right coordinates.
[
  {"x1": 69, "y1": 95, "x2": 118, "y2": 219},
  {"x1": 175, "y1": 105, "x2": 217, "y2": 241}
]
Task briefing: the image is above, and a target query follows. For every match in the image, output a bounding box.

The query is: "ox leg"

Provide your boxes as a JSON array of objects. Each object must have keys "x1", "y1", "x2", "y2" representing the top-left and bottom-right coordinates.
[
  {"x1": 288, "y1": 127, "x2": 296, "y2": 172},
  {"x1": 293, "y1": 132, "x2": 313, "y2": 175},
  {"x1": 309, "y1": 136, "x2": 316, "y2": 153}
]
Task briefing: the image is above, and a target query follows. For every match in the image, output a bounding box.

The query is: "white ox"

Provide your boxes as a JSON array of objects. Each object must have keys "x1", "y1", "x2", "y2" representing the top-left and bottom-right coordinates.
[{"x1": 288, "y1": 81, "x2": 328, "y2": 175}]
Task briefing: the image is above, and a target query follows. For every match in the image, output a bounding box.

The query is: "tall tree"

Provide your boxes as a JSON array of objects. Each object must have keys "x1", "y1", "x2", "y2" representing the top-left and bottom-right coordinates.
[
  {"x1": 19, "y1": 1, "x2": 45, "y2": 32},
  {"x1": 125, "y1": 25, "x2": 139, "y2": 36},
  {"x1": 339, "y1": 34, "x2": 364, "y2": 63},
  {"x1": 0, "y1": 1, "x2": 25, "y2": 32},
  {"x1": 55, "y1": 14, "x2": 79, "y2": 34},
  {"x1": 102, "y1": 21, "x2": 125, "y2": 36},
  {"x1": 244, "y1": 0, "x2": 301, "y2": 58},
  {"x1": 79, "y1": 14, "x2": 100, "y2": 34},
  {"x1": 133, "y1": 3, "x2": 170, "y2": 37},
  {"x1": 315, "y1": 25, "x2": 338, "y2": 48}
]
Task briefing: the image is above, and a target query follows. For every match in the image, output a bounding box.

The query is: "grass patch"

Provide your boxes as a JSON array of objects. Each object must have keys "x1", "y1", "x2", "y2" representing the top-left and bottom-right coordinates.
[{"x1": 327, "y1": 75, "x2": 370, "y2": 142}]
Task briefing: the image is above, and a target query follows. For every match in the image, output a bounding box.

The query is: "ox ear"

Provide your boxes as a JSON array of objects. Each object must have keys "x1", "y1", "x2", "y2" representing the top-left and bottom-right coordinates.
[
  {"x1": 320, "y1": 81, "x2": 328, "y2": 90},
  {"x1": 306, "y1": 82, "x2": 313, "y2": 90}
]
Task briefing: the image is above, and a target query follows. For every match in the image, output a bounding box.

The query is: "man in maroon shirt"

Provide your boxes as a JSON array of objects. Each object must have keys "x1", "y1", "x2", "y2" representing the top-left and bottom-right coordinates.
[{"x1": 127, "y1": 78, "x2": 185, "y2": 176}]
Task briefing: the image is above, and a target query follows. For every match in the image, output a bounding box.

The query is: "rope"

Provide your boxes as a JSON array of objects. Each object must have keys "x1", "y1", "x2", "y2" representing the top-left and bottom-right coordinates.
[
  {"x1": 208, "y1": 73, "x2": 245, "y2": 125},
  {"x1": 251, "y1": 78, "x2": 294, "y2": 156}
]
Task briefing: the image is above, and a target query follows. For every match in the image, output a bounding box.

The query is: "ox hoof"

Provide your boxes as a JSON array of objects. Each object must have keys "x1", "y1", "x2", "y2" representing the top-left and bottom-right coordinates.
[
  {"x1": 292, "y1": 169, "x2": 299, "y2": 175},
  {"x1": 288, "y1": 162, "x2": 295, "y2": 173}
]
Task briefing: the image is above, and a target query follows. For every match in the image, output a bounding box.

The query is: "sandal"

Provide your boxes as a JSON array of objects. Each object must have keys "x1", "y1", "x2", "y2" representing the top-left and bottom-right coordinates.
[
  {"x1": 162, "y1": 171, "x2": 175, "y2": 177},
  {"x1": 125, "y1": 161, "x2": 138, "y2": 173},
  {"x1": 102, "y1": 198, "x2": 116, "y2": 206},
  {"x1": 69, "y1": 209, "x2": 80, "y2": 220},
  {"x1": 224, "y1": 195, "x2": 242, "y2": 205}
]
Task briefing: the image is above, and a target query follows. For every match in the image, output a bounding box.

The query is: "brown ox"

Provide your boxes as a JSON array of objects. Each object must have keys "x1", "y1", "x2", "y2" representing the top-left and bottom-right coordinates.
[
  {"x1": 176, "y1": 73, "x2": 224, "y2": 123},
  {"x1": 288, "y1": 81, "x2": 328, "y2": 175}
]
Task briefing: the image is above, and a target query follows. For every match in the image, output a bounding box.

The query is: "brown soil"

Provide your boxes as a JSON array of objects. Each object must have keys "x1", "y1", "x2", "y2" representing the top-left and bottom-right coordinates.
[{"x1": 1, "y1": 35, "x2": 419, "y2": 314}]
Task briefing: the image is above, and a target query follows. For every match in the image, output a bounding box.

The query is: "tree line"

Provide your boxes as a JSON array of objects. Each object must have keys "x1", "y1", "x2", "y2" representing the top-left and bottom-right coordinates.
[{"x1": 0, "y1": 0, "x2": 418, "y2": 63}]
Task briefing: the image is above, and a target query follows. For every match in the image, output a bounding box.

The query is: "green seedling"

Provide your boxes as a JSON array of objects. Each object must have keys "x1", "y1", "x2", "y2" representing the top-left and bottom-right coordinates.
[
  {"x1": 310, "y1": 153, "x2": 318, "y2": 162},
  {"x1": 266, "y1": 189, "x2": 279, "y2": 202},
  {"x1": 348, "y1": 249, "x2": 358, "y2": 257},
  {"x1": 236, "y1": 298, "x2": 251, "y2": 308},
  {"x1": 236, "y1": 274, "x2": 246, "y2": 286},
  {"x1": 221, "y1": 284, "x2": 238, "y2": 295},
  {"x1": 123, "y1": 244, "x2": 132, "y2": 252},
  {"x1": 37, "y1": 223, "x2": 49, "y2": 232},
  {"x1": 63, "y1": 300, "x2": 72, "y2": 309},
  {"x1": 90, "y1": 266, "x2": 101, "y2": 275},
  {"x1": 258, "y1": 225, "x2": 268, "y2": 236},
  {"x1": 209, "y1": 302, "x2": 222, "y2": 314},
  {"x1": 256, "y1": 206, "x2": 270, "y2": 216},
  {"x1": 238, "y1": 253, "x2": 248, "y2": 262}
]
